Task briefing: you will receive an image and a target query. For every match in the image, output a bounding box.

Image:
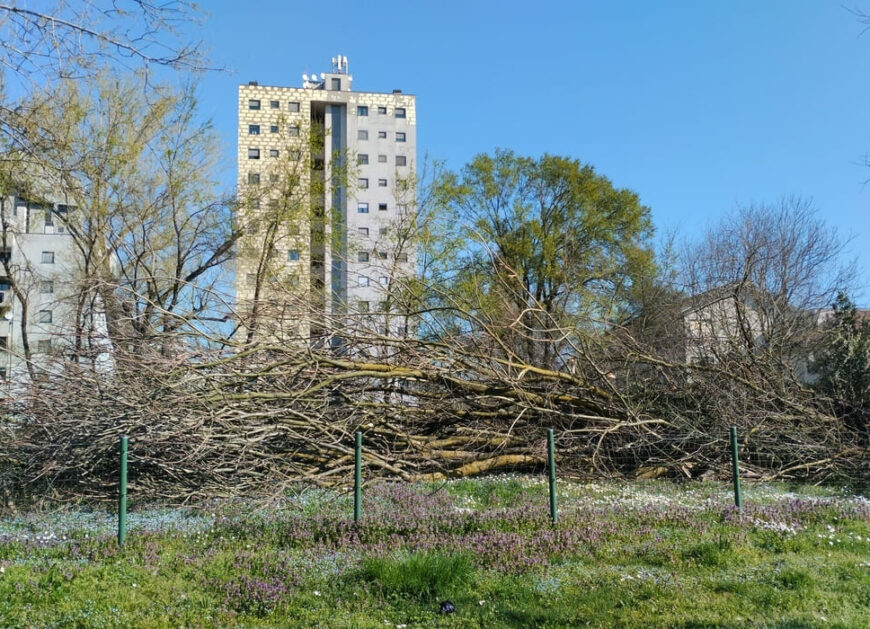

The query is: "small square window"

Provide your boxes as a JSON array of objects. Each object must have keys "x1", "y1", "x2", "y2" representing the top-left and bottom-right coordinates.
[
  {"x1": 358, "y1": 276, "x2": 370, "y2": 287},
  {"x1": 268, "y1": 199, "x2": 279, "y2": 209},
  {"x1": 269, "y1": 174, "x2": 279, "y2": 182},
  {"x1": 395, "y1": 107, "x2": 406, "y2": 119},
  {"x1": 357, "y1": 202, "x2": 369, "y2": 214},
  {"x1": 288, "y1": 101, "x2": 300, "y2": 112},
  {"x1": 248, "y1": 148, "x2": 260, "y2": 159},
  {"x1": 379, "y1": 227, "x2": 389, "y2": 236},
  {"x1": 288, "y1": 125, "x2": 300, "y2": 137},
  {"x1": 41, "y1": 251, "x2": 55, "y2": 264},
  {"x1": 248, "y1": 173, "x2": 260, "y2": 185},
  {"x1": 331, "y1": 78, "x2": 341, "y2": 91},
  {"x1": 358, "y1": 178, "x2": 369, "y2": 189},
  {"x1": 269, "y1": 149, "x2": 279, "y2": 158},
  {"x1": 358, "y1": 251, "x2": 370, "y2": 262},
  {"x1": 289, "y1": 149, "x2": 301, "y2": 161},
  {"x1": 0, "y1": 336, "x2": 6, "y2": 350},
  {"x1": 270, "y1": 125, "x2": 279, "y2": 134},
  {"x1": 270, "y1": 100, "x2": 280, "y2": 109},
  {"x1": 287, "y1": 273, "x2": 300, "y2": 287},
  {"x1": 250, "y1": 199, "x2": 260, "y2": 209},
  {"x1": 357, "y1": 154, "x2": 369, "y2": 165},
  {"x1": 397, "y1": 253, "x2": 409, "y2": 263},
  {"x1": 358, "y1": 227, "x2": 369, "y2": 237},
  {"x1": 248, "y1": 125, "x2": 260, "y2": 135},
  {"x1": 378, "y1": 106, "x2": 387, "y2": 115},
  {"x1": 378, "y1": 131, "x2": 387, "y2": 139},
  {"x1": 396, "y1": 155, "x2": 407, "y2": 166},
  {"x1": 37, "y1": 339, "x2": 51, "y2": 353},
  {"x1": 288, "y1": 223, "x2": 300, "y2": 236},
  {"x1": 249, "y1": 99, "x2": 261, "y2": 110},
  {"x1": 398, "y1": 203, "x2": 409, "y2": 214},
  {"x1": 37, "y1": 310, "x2": 52, "y2": 323},
  {"x1": 379, "y1": 275, "x2": 389, "y2": 286},
  {"x1": 378, "y1": 178, "x2": 388, "y2": 187},
  {"x1": 378, "y1": 203, "x2": 388, "y2": 211},
  {"x1": 357, "y1": 300, "x2": 369, "y2": 313},
  {"x1": 246, "y1": 273, "x2": 256, "y2": 286},
  {"x1": 358, "y1": 129, "x2": 368, "y2": 140},
  {"x1": 40, "y1": 280, "x2": 53, "y2": 294},
  {"x1": 378, "y1": 154, "x2": 387, "y2": 163},
  {"x1": 378, "y1": 251, "x2": 388, "y2": 260},
  {"x1": 357, "y1": 105, "x2": 368, "y2": 116},
  {"x1": 396, "y1": 132, "x2": 406, "y2": 142},
  {"x1": 288, "y1": 249, "x2": 300, "y2": 261}
]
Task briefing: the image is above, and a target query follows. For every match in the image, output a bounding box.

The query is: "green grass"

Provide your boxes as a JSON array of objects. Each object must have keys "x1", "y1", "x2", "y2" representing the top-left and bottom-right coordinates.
[{"x1": 0, "y1": 478, "x2": 868, "y2": 628}]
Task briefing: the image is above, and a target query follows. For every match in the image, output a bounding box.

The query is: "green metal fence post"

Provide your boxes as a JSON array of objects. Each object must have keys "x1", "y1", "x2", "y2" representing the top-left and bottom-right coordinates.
[
  {"x1": 354, "y1": 431, "x2": 362, "y2": 523},
  {"x1": 547, "y1": 428, "x2": 557, "y2": 524},
  {"x1": 730, "y1": 426, "x2": 742, "y2": 511},
  {"x1": 118, "y1": 435, "x2": 128, "y2": 547}
]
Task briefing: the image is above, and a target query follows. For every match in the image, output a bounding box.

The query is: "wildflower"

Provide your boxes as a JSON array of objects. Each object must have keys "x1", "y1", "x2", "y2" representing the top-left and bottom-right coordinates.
[
  {"x1": 478, "y1": 600, "x2": 486, "y2": 606},
  {"x1": 313, "y1": 590, "x2": 321, "y2": 596}
]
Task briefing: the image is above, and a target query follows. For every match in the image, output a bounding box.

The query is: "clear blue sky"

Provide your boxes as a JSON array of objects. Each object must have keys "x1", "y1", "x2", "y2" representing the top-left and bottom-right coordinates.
[{"x1": 196, "y1": 0, "x2": 870, "y2": 304}]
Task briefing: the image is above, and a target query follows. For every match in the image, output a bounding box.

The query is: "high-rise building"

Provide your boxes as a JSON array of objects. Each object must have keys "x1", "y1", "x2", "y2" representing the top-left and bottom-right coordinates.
[{"x1": 236, "y1": 55, "x2": 416, "y2": 341}]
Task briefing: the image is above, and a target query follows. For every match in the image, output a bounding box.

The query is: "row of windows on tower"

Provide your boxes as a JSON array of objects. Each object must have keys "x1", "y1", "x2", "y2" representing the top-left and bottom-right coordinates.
[
  {"x1": 0, "y1": 336, "x2": 52, "y2": 354},
  {"x1": 356, "y1": 106, "x2": 406, "y2": 118},
  {"x1": 247, "y1": 148, "x2": 302, "y2": 160},
  {"x1": 358, "y1": 154, "x2": 407, "y2": 166},
  {"x1": 248, "y1": 124, "x2": 300, "y2": 136},
  {"x1": 249, "y1": 100, "x2": 300, "y2": 111}
]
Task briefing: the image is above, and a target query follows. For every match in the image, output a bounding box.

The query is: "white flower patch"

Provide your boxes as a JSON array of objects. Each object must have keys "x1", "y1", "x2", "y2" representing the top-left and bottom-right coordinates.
[{"x1": 751, "y1": 518, "x2": 798, "y2": 535}]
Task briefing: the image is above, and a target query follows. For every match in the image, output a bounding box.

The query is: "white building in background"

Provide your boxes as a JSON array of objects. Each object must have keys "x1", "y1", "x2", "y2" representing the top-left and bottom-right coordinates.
[
  {"x1": 235, "y1": 55, "x2": 417, "y2": 341},
  {"x1": 0, "y1": 194, "x2": 78, "y2": 390}
]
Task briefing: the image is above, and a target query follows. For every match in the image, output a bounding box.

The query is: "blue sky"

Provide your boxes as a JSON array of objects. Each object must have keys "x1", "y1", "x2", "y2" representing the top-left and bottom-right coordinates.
[{"x1": 196, "y1": 0, "x2": 870, "y2": 304}]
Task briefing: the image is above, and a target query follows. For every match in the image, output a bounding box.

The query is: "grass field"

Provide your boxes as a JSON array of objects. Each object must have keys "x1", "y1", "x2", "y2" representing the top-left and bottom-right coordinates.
[{"x1": 0, "y1": 477, "x2": 868, "y2": 628}]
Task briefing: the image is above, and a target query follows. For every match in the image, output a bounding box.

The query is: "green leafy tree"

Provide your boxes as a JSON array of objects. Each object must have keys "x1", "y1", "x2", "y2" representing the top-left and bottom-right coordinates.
[{"x1": 432, "y1": 149, "x2": 654, "y2": 367}]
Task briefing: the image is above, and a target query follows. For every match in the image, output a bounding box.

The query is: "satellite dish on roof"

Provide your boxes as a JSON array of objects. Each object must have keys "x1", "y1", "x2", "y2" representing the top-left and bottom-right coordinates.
[{"x1": 302, "y1": 74, "x2": 309, "y2": 82}]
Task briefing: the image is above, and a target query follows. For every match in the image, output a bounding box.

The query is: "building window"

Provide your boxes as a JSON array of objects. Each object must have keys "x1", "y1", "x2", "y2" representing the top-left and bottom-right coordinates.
[
  {"x1": 288, "y1": 101, "x2": 300, "y2": 112},
  {"x1": 270, "y1": 125, "x2": 279, "y2": 134},
  {"x1": 357, "y1": 105, "x2": 368, "y2": 116},
  {"x1": 269, "y1": 173, "x2": 279, "y2": 182},
  {"x1": 378, "y1": 106, "x2": 387, "y2": 115},
  {"x1": 249, "y1": 99, "x2": 260, "y2": 110},
  {"x1": 289, "y1": 149, "x2": 301, "y2": 161},
  {"x1": 248, "y1": 125, "x2": 260, "y2": 135},
  {"x1": 37, "y1": 310, "x2": 52, "y2": 323},
  {"x1": 358, "y1": 178, "x2": 368, "y2": 189},
  {"x1": 357, "y1": 154, "x2": 369, "y2": 165},
  {"x1": 250, "y1": 199, "x2": 260, "y2": 209},
  {"x1": 331, "y1": 78, "x2": 341, "y2": 91},
  {"x1": 358, "y1": 130, "x2": 368, "y2": 140},
  {"x1": 269, "y1": 149, "x2": 279, "y2": 158},
  {"x1": 378, "y1": 203, "x2": 388, "y2": 211},
  {"x1": 358, "y1": 227, "x2": 369, "y2": 237},
  {"x1": 398, "y1": 203, "x2": 409, "y2": 214},
  {"x1": 41, "y1": 251, "x2": 54, "y2": 264},
  {"x1": 396, "y1": 155, "x2": 407, "y2": 166},
  {"x1": 248, "y1": 148, "x2": 260, "y2": 159},
  {"x1": 396, "y1": 132, "x2": 406, "y2": 142},
  {"x1": 378, "y1": 154, "x2": 387, "y2": 163},
  {"x1": 379, "y1": 275, "x2": 389, "y2": 286},
  {"x1": 395, "y1": 107, "x2": 406, "y2": 118},
  {"x1": 270, "y1": 100, "x2": 279, "y2": 109},
  {"x1": 0, "y1": 336, "x2": 7, "y2": 350},
  {"x1": 379, "y1": 227, "x2": 389, "y2": 236},
  {"x1": 37, "y1": 339, "x2": 51, "y2": 353},
  {"x1": 40, "y1": 280, "x2": 53, "y2": 294},
  {"x1": 358, "y1": 276, "x2": 369, "y2": 287},
  {"x1": 287, "y1": 249, "x2": 300, "y2": 261},
  {"x1": 357, "y1": 202, "x2": 369, "y2": 214},
  {"x1": 397, "y1": 253, "x2": 409, "y2": 262},
  {"x1": 378, "y1": 251, "x2": 388, "y2": 260},
  {"x1": 378, "y1": 178, "x2": 388, "y2": 187},
  {"x1": 378, "y1": 131, "x2": 387, "y2": 139},
  {"x1": 288, "y1": 125, "x2": 300, "y2": 137},
  {"x1": 246, "y1": 273, "x2": 256, "y2": 286},
  {"x1": 248, "y1": 173, "x2": 260, "y2": 185},
  {"x1": 287, "y1": 273, "x2": 300, "y2": 287},
  {"x1": 358, "y1": 251, "x2": 369, "y2": 262},
  {"x1": 289, "y1": 223, "x2": 300, "y2": 236},
  {"x1": 357, "y1": 300, "x2": 370, "y2": 313}
]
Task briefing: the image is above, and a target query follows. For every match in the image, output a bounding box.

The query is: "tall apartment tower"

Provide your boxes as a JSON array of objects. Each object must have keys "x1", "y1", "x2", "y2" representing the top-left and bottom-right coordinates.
[{"x1": 236, "y1": 56, "x2": 416, "y2": 341}]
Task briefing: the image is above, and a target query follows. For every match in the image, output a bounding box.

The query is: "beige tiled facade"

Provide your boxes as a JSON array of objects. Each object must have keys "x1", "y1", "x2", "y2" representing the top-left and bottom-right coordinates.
[{"x1": 236, "y1": 59, "x2": 416, "y2": 341}]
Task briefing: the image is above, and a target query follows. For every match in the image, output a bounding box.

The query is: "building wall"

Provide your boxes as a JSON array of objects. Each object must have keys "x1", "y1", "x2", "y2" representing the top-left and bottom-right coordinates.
[{"x1": 236, "y1": 61, "x2": 417, "y2": 341}]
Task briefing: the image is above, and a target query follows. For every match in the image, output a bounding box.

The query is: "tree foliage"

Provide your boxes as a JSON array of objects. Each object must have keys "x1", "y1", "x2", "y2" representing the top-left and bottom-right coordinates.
[{"x1": 432, "y1": 149, "x2": 654, "y2": 367}]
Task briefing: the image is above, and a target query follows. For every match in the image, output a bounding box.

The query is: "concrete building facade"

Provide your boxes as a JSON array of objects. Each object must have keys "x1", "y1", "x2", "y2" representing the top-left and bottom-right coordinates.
[
  {"x1": 236, "y1": 56, "x2": 416, "y2": 341},
  {"x1": 0, "y1": 195, "x2": 78, "y2": 389}
]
